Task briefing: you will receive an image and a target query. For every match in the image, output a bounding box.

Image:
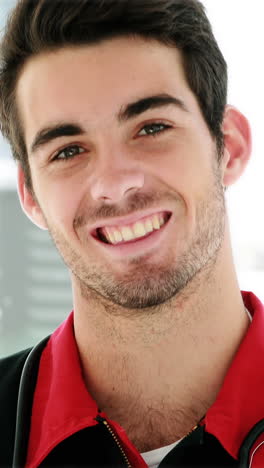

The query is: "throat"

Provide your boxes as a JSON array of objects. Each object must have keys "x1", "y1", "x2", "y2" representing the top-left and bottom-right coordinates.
[
  {"x1": 102, "y1": 394, "x2": 206, "y2": 453},
  {"x1": 83, "y1": 348, "x2": 211, "y2": 453}
]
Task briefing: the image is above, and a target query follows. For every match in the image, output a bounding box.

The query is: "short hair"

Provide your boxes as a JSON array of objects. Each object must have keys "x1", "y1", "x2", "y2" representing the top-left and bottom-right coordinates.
[{"x1": 0, "y1": 0, "x2": 227, "y2": 192}]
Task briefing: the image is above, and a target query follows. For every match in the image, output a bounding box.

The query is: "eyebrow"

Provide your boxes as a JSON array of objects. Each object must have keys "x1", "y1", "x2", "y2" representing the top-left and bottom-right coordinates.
[
  {"x1": 30, "y1": 123, "x2": 85, "y2": 155},
  {"x1": 118, "y1": 93, "x2": 188, "y2": 122},
  {"x1": 30, "y1": 93, "x2": 188, "y2": 155}
]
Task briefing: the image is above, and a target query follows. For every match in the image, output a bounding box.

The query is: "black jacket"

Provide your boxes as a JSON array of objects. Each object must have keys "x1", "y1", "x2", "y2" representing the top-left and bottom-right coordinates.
[{"x1": 0, "y1": 337, "x2": 262, "y2": 468}]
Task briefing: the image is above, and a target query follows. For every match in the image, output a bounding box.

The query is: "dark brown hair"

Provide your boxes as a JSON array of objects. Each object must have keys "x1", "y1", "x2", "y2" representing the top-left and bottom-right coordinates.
[{"x1": 0, "y1": 0, "x2": 227, "y2": 191}]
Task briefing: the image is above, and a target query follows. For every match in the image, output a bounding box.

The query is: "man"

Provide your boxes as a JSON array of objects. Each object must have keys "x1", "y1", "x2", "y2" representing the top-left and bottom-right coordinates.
[{"x1": 0, "y1": 0, "x2": 263, "y2": 466}]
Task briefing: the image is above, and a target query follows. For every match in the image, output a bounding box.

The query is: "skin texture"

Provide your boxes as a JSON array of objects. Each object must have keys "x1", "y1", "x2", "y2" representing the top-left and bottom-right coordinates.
[{"x1": 17, "y1": 37, "x2": 252, "y2": 451}]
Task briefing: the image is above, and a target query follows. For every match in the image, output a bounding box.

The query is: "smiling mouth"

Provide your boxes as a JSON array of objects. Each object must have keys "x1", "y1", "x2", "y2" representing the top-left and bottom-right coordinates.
[{"x1": 94, "y1": 212, "x2": 172, "y2": 246}]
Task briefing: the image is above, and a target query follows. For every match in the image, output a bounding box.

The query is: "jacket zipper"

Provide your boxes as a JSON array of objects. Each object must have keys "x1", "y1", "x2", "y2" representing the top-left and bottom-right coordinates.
[{"x1": 95, "y1": 415, "x2": 132, "y2": 467}]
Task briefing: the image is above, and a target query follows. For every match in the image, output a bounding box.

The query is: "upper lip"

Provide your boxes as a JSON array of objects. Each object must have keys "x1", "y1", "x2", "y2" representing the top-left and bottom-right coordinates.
[{"x1": 90, "y1": 209, "x2": 172, "y2": 236}]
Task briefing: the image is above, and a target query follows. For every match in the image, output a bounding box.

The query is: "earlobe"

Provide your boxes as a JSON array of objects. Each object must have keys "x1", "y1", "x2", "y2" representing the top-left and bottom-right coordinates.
[
  {"x1": 221, "y1": 105, "x2": 252, "y2": 187},
  {"x1": 17, "y1": 165, "x2": 48, "y2": 230}
]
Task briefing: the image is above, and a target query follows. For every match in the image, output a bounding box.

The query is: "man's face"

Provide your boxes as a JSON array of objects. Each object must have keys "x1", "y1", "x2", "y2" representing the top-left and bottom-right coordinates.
[{"x1": 17, "y1": 37, "x2": 226, "y2": 310}]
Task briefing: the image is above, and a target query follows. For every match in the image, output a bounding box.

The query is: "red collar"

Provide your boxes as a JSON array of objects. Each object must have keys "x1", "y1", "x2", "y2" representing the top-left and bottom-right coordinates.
[
  {"x1": 26, "y1": 291, "x2": 264, "y2": 467},
  {"x1": 26, "y1": 314, "x2": 99, "y2": 467},
  {"x1": 205, "y1": 291, "x2": 264, "y2": 459}
]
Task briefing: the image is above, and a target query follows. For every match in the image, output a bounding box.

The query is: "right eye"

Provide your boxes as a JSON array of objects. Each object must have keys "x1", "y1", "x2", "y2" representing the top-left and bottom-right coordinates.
[{"x1": 52, "y1": 145, "x2": 85, "y2": 162}]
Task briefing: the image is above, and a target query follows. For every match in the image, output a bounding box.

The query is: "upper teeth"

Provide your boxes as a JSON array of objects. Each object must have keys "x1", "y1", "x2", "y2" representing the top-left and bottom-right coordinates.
[{"x1": 100, "y1": 213, "x2": 167, "y2": 245}]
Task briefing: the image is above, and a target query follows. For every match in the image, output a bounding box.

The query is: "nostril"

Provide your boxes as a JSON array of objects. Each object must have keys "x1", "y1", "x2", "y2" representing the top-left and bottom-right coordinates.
[{"x1": 90, "y1": 172, "x2": 145, "y2": 204}]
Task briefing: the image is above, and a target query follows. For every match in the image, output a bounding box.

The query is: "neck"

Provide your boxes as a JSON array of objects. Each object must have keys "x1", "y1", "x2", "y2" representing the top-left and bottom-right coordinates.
[{"x1": 72, "y1": 236, "x2": 250, "y2": 451}]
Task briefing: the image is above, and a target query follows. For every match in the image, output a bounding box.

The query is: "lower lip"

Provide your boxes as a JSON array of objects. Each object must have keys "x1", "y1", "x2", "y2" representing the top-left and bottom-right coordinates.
[{"x1": 92, "y1": 214, "x2": 173, "y2": 258}]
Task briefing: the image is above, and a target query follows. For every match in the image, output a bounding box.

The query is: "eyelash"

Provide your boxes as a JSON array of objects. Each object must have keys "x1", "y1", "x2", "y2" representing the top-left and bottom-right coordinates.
[
  {"x1": 52, "y1": 145, "x2": 85, "y2": 163},
  {"x1": 138, "y1": 122, "x2": 172, "y2": 137},
  {"x1": 51, "y1": 122, "x2": 172, "y2": 162}
]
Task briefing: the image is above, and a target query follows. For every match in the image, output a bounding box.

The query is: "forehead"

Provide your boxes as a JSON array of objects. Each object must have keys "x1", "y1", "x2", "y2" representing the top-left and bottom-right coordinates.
[{"x1": 16, "y1": 37, "x2": 198, "y2": 146}]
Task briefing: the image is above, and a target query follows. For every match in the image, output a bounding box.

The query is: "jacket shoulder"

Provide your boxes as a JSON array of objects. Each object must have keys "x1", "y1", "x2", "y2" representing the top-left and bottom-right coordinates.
[
  {"x1": 0, "y1": 347, "x2": 33, "y2": 396},
  {"x1": 0, "y1": 348, "x2": 32, "y2": 465}
]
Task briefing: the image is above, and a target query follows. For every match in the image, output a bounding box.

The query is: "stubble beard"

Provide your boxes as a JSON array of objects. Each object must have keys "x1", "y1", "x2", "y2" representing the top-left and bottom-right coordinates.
[{"x1": 44, "y1": 160, "x2": 226, "y2": 312}]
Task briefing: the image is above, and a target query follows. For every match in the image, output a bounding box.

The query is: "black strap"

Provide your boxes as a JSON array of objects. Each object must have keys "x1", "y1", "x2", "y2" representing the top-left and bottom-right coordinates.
[
  {"x1": 239, "y1": 419, "x2": 264, "y2": 468},
  {"x1": 12, "y1": 335, "x2": 50, "y2": 468}
]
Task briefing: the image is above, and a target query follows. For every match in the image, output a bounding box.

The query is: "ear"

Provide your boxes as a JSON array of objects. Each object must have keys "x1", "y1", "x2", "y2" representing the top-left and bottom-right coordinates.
[
  {"x1": 17, "y1": 164, "x2": 48, "y2": 230},
  {"x1": 220, "y1": 105, "x2": 252, "y2": 187}
]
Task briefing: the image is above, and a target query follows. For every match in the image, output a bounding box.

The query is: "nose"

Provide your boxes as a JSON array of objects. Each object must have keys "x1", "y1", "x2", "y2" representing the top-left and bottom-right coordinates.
[{"x1": 90, "y1": 154, "x2": 145, "y2": 203}]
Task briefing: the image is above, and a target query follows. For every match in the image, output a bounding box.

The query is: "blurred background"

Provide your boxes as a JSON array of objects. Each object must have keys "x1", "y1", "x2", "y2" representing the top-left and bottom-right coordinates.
[{"x1": 0, "y1": 1, "x2": 263, "y2": 356}]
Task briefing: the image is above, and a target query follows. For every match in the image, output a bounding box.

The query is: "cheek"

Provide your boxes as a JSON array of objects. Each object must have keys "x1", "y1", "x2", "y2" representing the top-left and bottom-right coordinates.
[
  {"x1": 36, "y1": 178, "x2": 82, "y2": 232},
  {"x1": 157, "y1": 150, "x2": 213, "y2": 231},
  {"x1": 155, "y1": 150, "x2": 198, "y2": 194}
]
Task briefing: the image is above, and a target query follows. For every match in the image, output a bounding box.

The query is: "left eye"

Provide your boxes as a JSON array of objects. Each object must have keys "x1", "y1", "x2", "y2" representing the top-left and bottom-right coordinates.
[
  {"x1": 53, "y1": 145, "x2": 85, "y2": 162},
  {"x1": 138, "y1": 123, "x2": 172, "y2": 137}
]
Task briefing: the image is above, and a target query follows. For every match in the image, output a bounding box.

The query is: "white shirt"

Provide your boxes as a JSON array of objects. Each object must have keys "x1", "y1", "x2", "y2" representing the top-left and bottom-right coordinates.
[{"x1": 141, "y1": 439, "x2": 182, "y2": 468}]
